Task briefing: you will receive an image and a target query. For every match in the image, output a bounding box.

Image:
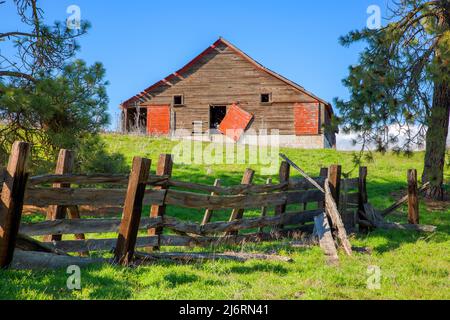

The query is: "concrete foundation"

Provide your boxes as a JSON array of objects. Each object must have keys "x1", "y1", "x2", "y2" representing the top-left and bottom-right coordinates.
[{"x1": 170, "y1": 131, "x2": 332, "y2": 149}]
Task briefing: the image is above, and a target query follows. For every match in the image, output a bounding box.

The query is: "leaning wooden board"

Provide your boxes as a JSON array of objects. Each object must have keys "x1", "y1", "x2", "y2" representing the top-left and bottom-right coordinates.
[
  {"x1": 325, "y1": 180, "x2": 353, "y2": 256},
  {"x1": 218, "y1": 104, "x2": 253, "y2": 141},
  {"x1": 314, "y1": 213, "x2": 339, "y2": 265}
]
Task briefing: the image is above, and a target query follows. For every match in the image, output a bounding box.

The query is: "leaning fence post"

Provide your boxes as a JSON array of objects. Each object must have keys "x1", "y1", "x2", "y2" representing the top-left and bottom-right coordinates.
[
  {"x1": 358, "y1": 166, "x2": 368, "y2": 231},
  {"x1": 147, "y1": 154, "x2": 173, "y2": 251},
  {"x1": 114, "y1": 157, "x2": 151, "y2": 266},
  {"x1": 0, "y1": 141, "x2": 30, "y2": 268},
  {"x1": 407, "y1": 169, "x2": 419, "y2": 225},
  {"x1": 44, "y1": 149, "x2": 75, "y2": 242},
  {"x1": 201, "y1": 179, "x2": 221, "y2": 226},
  {"x1": 226, "y1": 168, "x2": 255, "y2": 236}
]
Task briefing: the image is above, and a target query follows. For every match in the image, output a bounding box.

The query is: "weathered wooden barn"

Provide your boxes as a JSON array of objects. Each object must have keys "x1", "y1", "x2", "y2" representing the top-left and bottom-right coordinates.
[{"x1": 120, "y1": 38, "x2": 337, "y2": 149}]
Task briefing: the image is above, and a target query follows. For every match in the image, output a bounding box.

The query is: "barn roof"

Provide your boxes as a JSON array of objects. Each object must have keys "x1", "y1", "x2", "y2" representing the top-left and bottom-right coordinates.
[{"x1": 121, "y1": 37, "x2": 333, "y2": 113}]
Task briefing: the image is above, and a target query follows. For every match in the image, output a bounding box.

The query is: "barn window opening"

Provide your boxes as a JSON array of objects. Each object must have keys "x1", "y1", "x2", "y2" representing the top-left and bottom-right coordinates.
[
  {"x1": 261, "y1": 93, "x2": 272, "y2": 104},
  {"x1": 173, "y1": 95, "x2": 184, "y2": 106},
  {"x1": 210, "y1": 105, "x2": 227, "y2": 130}
]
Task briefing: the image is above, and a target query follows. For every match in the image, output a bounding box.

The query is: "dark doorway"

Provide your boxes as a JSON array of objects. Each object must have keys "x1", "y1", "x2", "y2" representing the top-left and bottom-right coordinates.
[
  {"x1": 126, "y1": 107, "x2": 147, "y2": 134},
  {"x1": 209, "y1": 105, "x2": 227, "y2": 130}
]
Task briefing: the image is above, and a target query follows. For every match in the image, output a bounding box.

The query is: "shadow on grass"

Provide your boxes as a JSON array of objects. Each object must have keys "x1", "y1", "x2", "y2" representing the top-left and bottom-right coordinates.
[
  {"x1": 228, "y1": 263, "x2": 288, "y2": 275},
  {"x1": 0, "y1": 264, "x2": 133, "y2": 300},
  {"x1": 163, "y1": 272, "x2": 200, "y2": 288}
]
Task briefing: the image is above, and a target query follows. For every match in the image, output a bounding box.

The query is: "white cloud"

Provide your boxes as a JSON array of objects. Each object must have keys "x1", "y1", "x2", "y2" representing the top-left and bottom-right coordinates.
[{"x1": 336, "y1": 125, "x2": 450, "y2": 151}]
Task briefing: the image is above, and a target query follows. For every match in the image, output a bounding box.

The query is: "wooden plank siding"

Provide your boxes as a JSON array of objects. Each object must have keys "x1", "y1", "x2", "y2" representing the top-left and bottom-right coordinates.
[{"x1": 122, "y1": 40, "x2": 332, "y2": 137}]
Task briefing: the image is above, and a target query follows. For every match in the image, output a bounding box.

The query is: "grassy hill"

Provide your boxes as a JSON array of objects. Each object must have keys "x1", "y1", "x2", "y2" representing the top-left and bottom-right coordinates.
[{"x1": 0, "y1": 134, "x2": 449, "y2": 300}]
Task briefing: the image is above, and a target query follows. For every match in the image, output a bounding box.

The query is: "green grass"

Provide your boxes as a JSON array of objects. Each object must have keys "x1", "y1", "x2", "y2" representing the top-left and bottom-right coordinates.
[{"x1": 1, "y1": 134, "x2": 449, "y2": 300}]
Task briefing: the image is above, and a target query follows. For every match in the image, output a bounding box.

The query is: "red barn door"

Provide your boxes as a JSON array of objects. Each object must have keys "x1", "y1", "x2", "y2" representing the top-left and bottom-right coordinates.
[
  {"x1": 294, "y1": 103, "x2": 320, "y2": 135},
  {"x1": 147, "y1": 105, "x2": 170, "y2": 135},
  {"x1": 218, "y1": 104, "x2": 253, "y2": 142}
]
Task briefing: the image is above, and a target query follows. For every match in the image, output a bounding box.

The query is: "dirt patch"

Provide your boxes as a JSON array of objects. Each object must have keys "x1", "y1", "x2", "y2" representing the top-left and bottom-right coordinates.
[{"x1": 423, "y1": 197, "x2": 450, "y2": 212}]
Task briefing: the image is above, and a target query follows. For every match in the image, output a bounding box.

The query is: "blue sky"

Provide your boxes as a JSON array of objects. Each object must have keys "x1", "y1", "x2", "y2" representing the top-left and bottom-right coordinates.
[{"x1": 1, "y1": 0, "x2": 389, "y2": 130}]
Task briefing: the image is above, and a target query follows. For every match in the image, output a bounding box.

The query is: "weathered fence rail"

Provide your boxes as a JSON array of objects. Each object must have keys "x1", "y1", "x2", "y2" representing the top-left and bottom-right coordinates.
[
  {"x1": 27, "y1": 174, "x2": 325, "y2": 193},
  {"x1": 23, "y1": 187, "x2": 323, "y2": 209}
]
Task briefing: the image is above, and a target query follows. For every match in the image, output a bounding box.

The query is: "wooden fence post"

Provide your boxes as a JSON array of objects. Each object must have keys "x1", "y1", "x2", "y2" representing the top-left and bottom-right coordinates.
[
  {"x1": 327, "y1": 165, "x2": 341, "y2": 207},
  {"x1": 1, "y1": 167, "x2": 6, "y2": 185},
  {"x1": 226, "y1": 168, "x2": 255, "y2": 236},
  {"x1": 259, "y1": 178, "x2": 272, "y2": 232},
  {"x1": 407, "y1": 169, "x2": 419, "y2": 225},
  {"x1": 201, "y1": 179, "x2": 221, "y2": 226},
  {"x1": 147, "y1": 154, "x2": 173, "y2": 251},
  {"x1": 358, "y1": 166, "x2": 368, "y2": 231},
  {"x1": 44, "y1": 149, "x2": 82, "y2": 242},
  {"x1": 114, "y1": 157, "x2": 151, "y2": 266},
  {"x1": 275, "y1": 161, "x2": 290, "y2": 216},
  {"x1": 318, "y1": 167, "x2": 328, "y2": 209},
  {"x1": 358, "y1": 167, "x2": 368, "y2": 212},
  {"x1": 340, "y1": 177, "x2": 351, "y2": 231},
  {"x1": 273, "y1": 161, "x2": 290, "y2": 230},
  {"x1": 0, "y1": 141, "x2": 30, "y2": 268}
]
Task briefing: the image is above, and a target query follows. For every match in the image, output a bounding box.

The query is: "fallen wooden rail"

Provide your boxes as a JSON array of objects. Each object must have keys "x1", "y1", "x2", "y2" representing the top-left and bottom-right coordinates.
[
  {"x1": 11, "y1": 250, "x2": 104, "y2": 270},
  {"x1": 361, "y1": 203, "x2": 436, "y2": 233},
  {"x1": 358, "y1": 219, "x2": 437, "y2": 232},
  {"x1": 381, "y1": 182, "x2": 430, "y2": 217}
]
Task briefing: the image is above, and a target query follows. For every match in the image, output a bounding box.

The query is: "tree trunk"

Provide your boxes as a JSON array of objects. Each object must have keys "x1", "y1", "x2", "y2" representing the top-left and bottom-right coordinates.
[{"x1": 422, "y1": 81, "x2": 450, "y2": 200}]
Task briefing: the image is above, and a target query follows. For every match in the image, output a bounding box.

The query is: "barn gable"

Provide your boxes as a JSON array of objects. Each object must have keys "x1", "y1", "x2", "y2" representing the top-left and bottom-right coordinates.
[
  {"x1": 121, "y1": 38, "x2": 336, "y2": 149},
  {"x1": 122, "y1": 38, "x2": 331, "y2": 109}
]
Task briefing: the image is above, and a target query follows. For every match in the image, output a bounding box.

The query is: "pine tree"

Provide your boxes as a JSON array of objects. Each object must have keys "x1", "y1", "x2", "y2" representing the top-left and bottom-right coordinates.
[
  {"x1": 0, "y1": 0, "x2": 110, "y2": 170},
  {"x1": 336, "y1": 0, "x2": 450, "y2": 199}
]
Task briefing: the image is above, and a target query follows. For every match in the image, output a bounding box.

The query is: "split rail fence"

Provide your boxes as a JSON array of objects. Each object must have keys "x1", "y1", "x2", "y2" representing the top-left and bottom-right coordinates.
[{"x1": 1, "y1": 141, "x2": 370, "y2": 268}]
